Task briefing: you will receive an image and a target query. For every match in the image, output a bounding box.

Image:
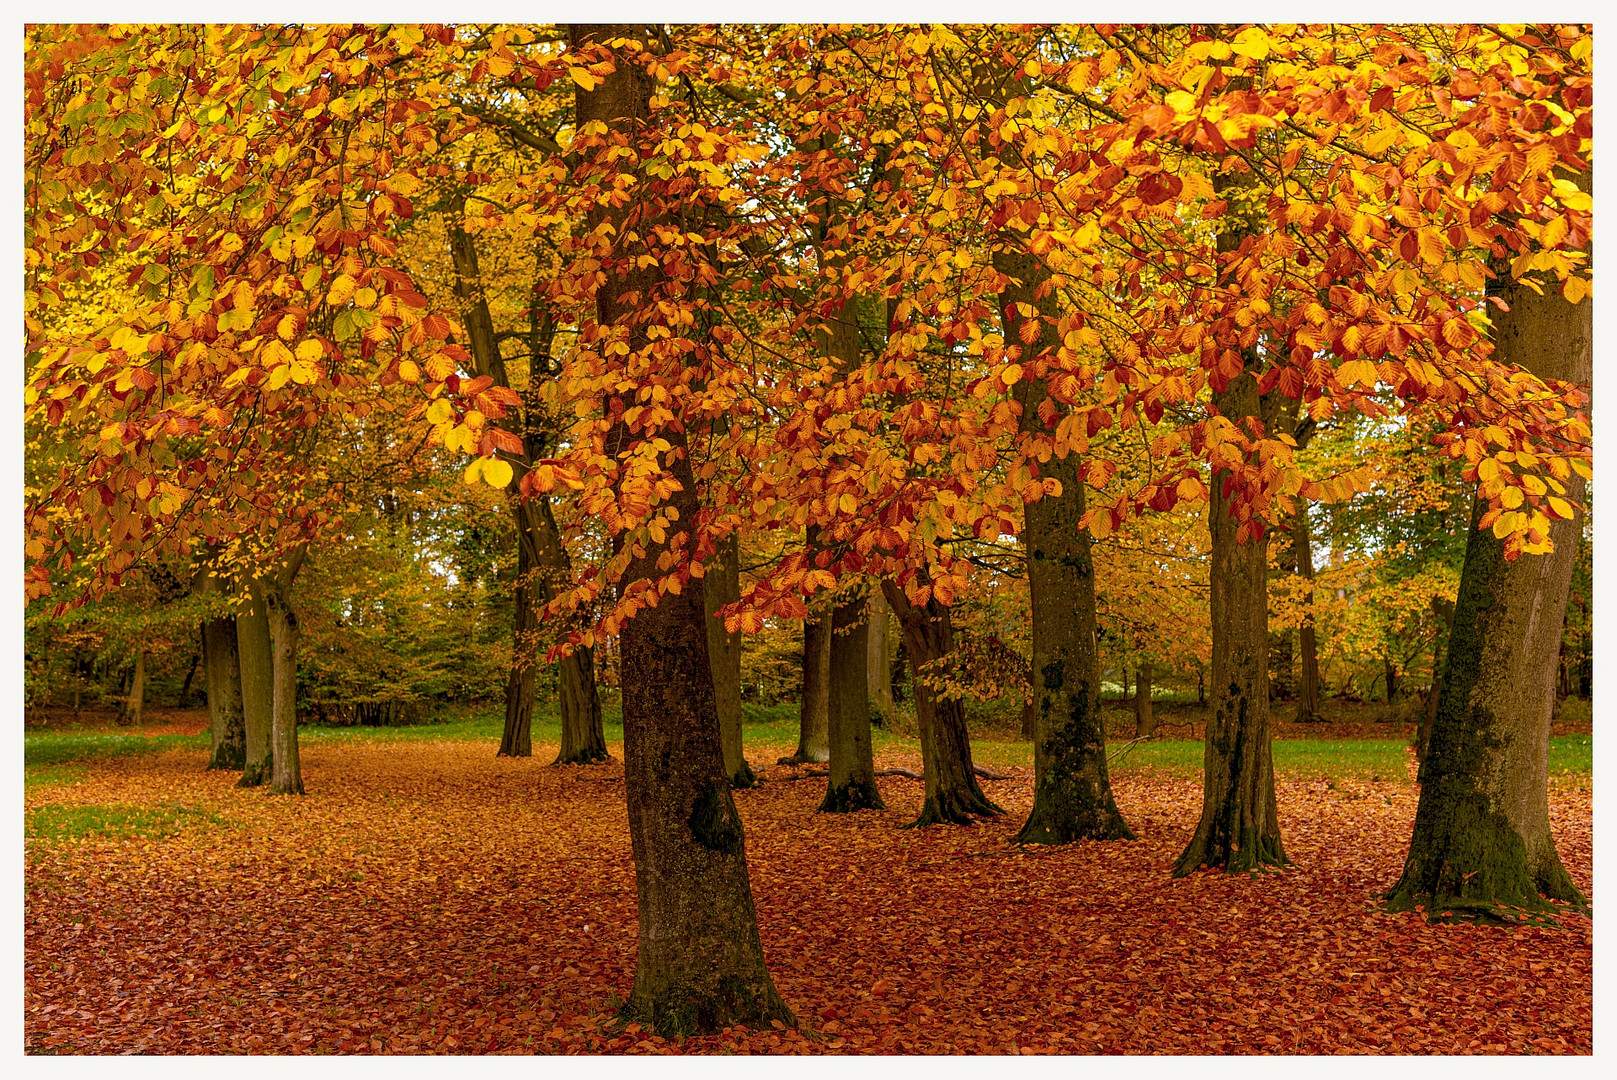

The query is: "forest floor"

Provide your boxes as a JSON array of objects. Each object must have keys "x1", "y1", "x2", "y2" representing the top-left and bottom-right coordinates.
[{"x1": 23, "y1": 710, "x2": 1592, "y2": 1055}]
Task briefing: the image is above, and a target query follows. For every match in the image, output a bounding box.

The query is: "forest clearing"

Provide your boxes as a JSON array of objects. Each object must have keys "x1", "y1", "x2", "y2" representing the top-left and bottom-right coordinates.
[{"x1": 23, "y1": 23, "x2": 1593, "y2": 1057}]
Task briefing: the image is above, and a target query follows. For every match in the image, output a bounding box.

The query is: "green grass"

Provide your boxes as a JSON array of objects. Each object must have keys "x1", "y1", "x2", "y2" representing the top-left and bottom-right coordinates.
[
  {"x1": 24, "y1": 765, "x2": 88, "y2": 793},
  {"x1": 1549, "y1": 734, "x2": 1591, "y2": 775},
  {"x1": 23, "y1": 731, "x2": 209, "y2": 769},
  {"x1": 26, "y1": 803, "x2": 222, "y2": 842}
]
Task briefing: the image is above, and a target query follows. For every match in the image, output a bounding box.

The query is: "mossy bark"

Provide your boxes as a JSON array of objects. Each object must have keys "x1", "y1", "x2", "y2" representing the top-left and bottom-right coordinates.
[
  {"x1": 819, "y1": 591, "x2": 883, "y2": 812},
  {"x1": 262, "y1": 548, "x2": 307, "y2": 797},
  {"x1": 783, "y1": 599, "x2": 831, "y2": 765},
  {"x1": 1386, "y1": 170, "x2": 1590, "y2": 921},
  {"x1": 866, "y1": 586, "x2": 895, "y2": 724},
  {"x1": 705, "y1": 532, "x2": 755, "y2": 788},
  {"x1": 236, "y1": 578, "x2": 275, "y2": 789},
  {"x1": 882, "y1": 581, "x2": 1000, "y2": 827},
  {"x1": 1294, "y1": 504, "x2": 1323, "y2": 723},
  {"x1": 1134, "y1": 661, "x2": 1155, "y2": 739},
  {"x1": 575, "y1": 24, "x2": 791, "y2": 1036},
  {"x1": 202, "y1": 608, "x2": 245, "y2": 770},
  {"x1": 996, "y1": 250, "x2": 1131, "y2": 845}
]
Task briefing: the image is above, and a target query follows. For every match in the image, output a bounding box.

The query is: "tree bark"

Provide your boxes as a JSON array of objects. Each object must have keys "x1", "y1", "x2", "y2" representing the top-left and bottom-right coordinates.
[
  {"x1": 574, "y1": 24, "x2": 790, "y2": 1036},
  {"x1": 1134, "y1": 661, "x2": 1155, "y2": 739},
  {"x1": 201, "y1": 589, "x2": 245, "y2": 770},
  {"x1": 882, "y1": 581, "x2": 1000, "y2": 827},
  {"x1": 499, "y1": 526, "x2": 538, "y2": 758},
  {"x1": 1387, "y1": 166, "x2": 1591, "y2": 920},
  {"x1": 783, "y1": 598, "x2": 831, "y2": 764},
  {"x1": 1173, "y1": 163, "x2": 1285, "y2": 876},
  {"x1": 177, "y1": 648, "x2": 199, "y2": 708},
  {"x1": 1294, "y1": 504, "x2": 1323, "y2": 722},
  {"x1": 263, "y1": 546, "x2": 307, "y2": 796},
  {"x1": 704, "y1": 531, "x2": 755, "y2": 787},
  {"x1": 1383, "y1": 656, "x2": 1400, "y2": 705},
  {"x1": 531, "y1": 498, "x2": 609, "y2": 766},
  {"x1": 236, "y1": 578, "x2": 275, "y2": 788},
  {"x1": 820, "y1": 590, "x2": 883, "y2": 812},
  {"x1": 120, "y1": 651, "x2": 145, "y2": 726},
  {"x1": 866, "y1": 585, "x2": 895, "y2": 723},
  {"x1": 996, "y1": 250, "x2": 1131, "y2": 845}
]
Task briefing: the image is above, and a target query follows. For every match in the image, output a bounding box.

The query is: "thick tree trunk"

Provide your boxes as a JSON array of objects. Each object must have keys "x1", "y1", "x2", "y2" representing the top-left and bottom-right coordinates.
[
  {"x1": 120, "y1": 651, "x2": 145, "y2": 726},
  {"x1": 236, "y1": 578, "x2": 275, "y2": 788},
  {"x1": 1387, "y1": 172, "x2": 1591, "y2": 919},
  {"x1": 1294, "y1": 505, "x2": 1323, "y2": 723},
  {"x1": 820, "y1": 591, "x2": 883, "y2": 812},
  {"x1": 263, "y1": 547, "x2": 307, "y2": 796},
  {"x1": 866, "y1": 586, "x2": 895, "y2": 724},
  {"x1": 202, "y1": 608, "x2": 245, "y2": 770},
  {"x1": 1134, "y1": 661, "x2": 1155, "y2": 739},
  {"x1": 705, "y1": 532, "x2": 755, "y2": 787},
  {"x1": 575, "y1": 24, "x2": 790, "y2": 1036},
  {"x1": 882, "y1": 581, "x2": 1000, "y2": 827},
  {"x1": 996, "y1": 250, "x2": 1131, "y2": 845},
  {"x1": 783, "y1": 601, "x2": 832, "y2": 764}
]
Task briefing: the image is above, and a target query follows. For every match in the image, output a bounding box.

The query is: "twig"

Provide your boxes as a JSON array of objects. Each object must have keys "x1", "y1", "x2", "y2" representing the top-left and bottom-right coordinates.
[{"x1": 1107, "y1": 736, "x2": 1158, "y2": 764}]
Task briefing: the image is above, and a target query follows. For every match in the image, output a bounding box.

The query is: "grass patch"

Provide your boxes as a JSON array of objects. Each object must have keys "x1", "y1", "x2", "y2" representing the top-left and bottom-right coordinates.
[
  {"x1": 1549, "y1": 734, "x2": 1591, "y2": 775},
  {"x1": 23, "y1": 732, "x2": 209, "y2": 770},
  {"x1": 26, "y1": 803, "x2": 222, "y2": 842},
  {"x1": 1104, "y1": 738, "x2": 1409, "y2": 782},
  {"x1": 24, "y1": 765, "x2": 88, "y2": 793}
]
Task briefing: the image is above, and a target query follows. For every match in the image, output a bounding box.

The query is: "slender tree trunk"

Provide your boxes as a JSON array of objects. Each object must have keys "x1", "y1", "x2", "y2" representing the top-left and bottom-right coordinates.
[
  {"x1": 236, "y1": 578, "x2": 274, "y2": 788},
  {"x1": 783, "y1": 599, "x2": 831, "y2": 764},
  {"x1": 1387, "y1": 167, "x2": 1591, "y2": 920},
  {"x1": 499, "y1": 529, "x2": 538, "y2": 757},
  {"x1": 120, "y1": 651, "x2": 145, "y2": 726},
  {"x1": 866, "y1": 586, "x2": 895, "y2": 723},
  {"x1": 1173, "y1": 163, "x2": 1285, "y2": 877},
  {"x1": 883, "y1": 581, "x2": 1000, "y2": 826},
  {"x1": 178, "y1": 648, "x2": 199, "y2": 708},
  {"x1": 1383, "y1": 657, "x2": 1400, "y2": 705},
  {"x1": 575, "y1": 24, "x2": 790, "y2": 1035},
  {"x1": 1295, "y1": 504, "x2": 1323, "y2": 723},
  {"x1": 705, "y1": 531, "x2": 755, "y2": 787},
  {"x1": 535, "y1": 498, "x2": 610, "y2": 766},
  {"x1": 263, "y1": 547, "x2": 307, "y2": 796},
  {"x1": 202, "y1": 607, "x2": 245, "y2": 770},
  {"x1": 996, "y1": 250, "x2": 1131, "y2": 845},
  {"x1": 820, "y1": 590, "x2": 883, "y2": 812},
  {"x1": 1134, "y1": 661, "x2": 1155, "y2": 739}
]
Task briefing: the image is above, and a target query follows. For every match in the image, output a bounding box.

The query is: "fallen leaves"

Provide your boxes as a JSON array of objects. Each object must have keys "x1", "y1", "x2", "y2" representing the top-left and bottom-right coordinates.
[{"x1": 23, "y1": 734, "x2": 1592, "y2": 1054}]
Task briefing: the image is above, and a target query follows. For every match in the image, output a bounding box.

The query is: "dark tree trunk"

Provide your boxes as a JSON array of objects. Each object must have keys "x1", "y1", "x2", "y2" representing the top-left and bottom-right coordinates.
[
  {"x1": 202, "y1": 605, "x2": 245, "y2": 770},
  {"x1": 236, "y1": 578, "x2": 275, "y2": 788},
  {"x1": 574, "y1": 24, "x2": 790, "y2": 1035},
  {"x1": 1387, "y1": 168, "x2": 1590, "y2": 920},
  {"x1": 820, "y1": 591, "x2": 883, "y2": 812},
  {"x1": 1134, "y1": 661, "x2": 1155, "y2": 739},
  {"x1": 1383, "y1": 657, "x2": 1400, "y2": 705},
  {"x1": 705, "y1": 532, "x2": 755, "y2": 787},
  {"x1": 120, "y1": 651, "x2": 145, "y2": 726},
  {"x1": 533, "y1": 498, "x2": 609, "y2": 766},
  {"x1": 1294, "y1": 504, "x2": 1323, "y2": 722},
  {"x1": 263, "y1": 547, "x2": 307, "y2": 796},
  {"x1": 996, "y1": 250, "x2": 1131, "y2": 845},
  {"x1": 783, "y1": 599, "x2": 831, "y2": 764},
  {"x1": 883, "y1": 581, "x2": 1000, "y2": 827},
  {"x1": 1173, "y1": 164, "x2": 1285, "y2": 877},
  {"x1": 499, "y1": 526, "x2": 538, "y2": 757},
  {"x1": 178, "y1": 648, "x2": 199, "y2": 708}
]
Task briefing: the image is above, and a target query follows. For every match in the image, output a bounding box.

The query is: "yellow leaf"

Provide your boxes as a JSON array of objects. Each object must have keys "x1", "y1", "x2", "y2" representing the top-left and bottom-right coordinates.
[
  {"x1": 464, "y1": 458, "x2": 485, "y2": 485},
  {"x1": 266, "y1": 364, "x2": 292, "y2": 391},
  {"x1": 398, "y1": 360, "x2": 421, "y2": 384},
  {"x1": 295, "y1": 339, "x2": 323, "y2": 362},
  {"x1": 569, "y1": 67, "x2": 599, "y2": 91},
  {"x1": 483, "y1": 458, "x2": 514, "y2": 488},
  {"x1": 1002, "y1": 363, "x2": 1024, "y2": 387},
  {"x1": 1547, "y1": 496, "x2": 1575, "y2": 520}
]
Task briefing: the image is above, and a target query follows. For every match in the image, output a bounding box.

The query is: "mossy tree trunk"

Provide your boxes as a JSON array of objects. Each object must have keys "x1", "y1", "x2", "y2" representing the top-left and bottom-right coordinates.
[
  {"x1": 236, "y1": 577, "x2": 275, "y2": 788},
  {"x1": 1294, "y1": 503, "x2": 1323, "y2": 723},
  {"x1": 575, "y1": 24, "x2": 791, "y2": 1036},
  {"x1": 1386, "y1": 168, "x2": 1591, "y2": 921},
  {"x1": 705, "y1": 531, "x2": 755, "y2": 787},
  {"x1": 995, "y1": 250, "x2": 1131, "y2": 845},
  {"x1": 120, "y1": 651, "x2": 145, "y2": 726},
  {"x1": 819, "y1": 589, "x2": 883, "y2": 812},
  {"x1": 882, "y1": 581, "x2": 1000, "y2": 827},
  {"x1": 784, "y1": 597, "x2": 831, "y2": 765},
  {"x1": 200, "y1": 576, "x2": 245, "y2": 770},
  {"x1": 1134, "y1": 661, "x2": 1155, "y2": 739},
  {"x1": 262, "y1": 546, "x2": 308, "y2": 796},
  {"x1": 866, "y1": 586, "x2": 895, "y2": 724}
]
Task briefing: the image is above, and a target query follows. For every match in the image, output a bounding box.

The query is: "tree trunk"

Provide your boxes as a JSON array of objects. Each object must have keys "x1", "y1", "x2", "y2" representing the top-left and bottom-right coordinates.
[
  {"x1": 120, "y1": 651, "x2": 145, "y2": 726},
  {"x1": 1383, "y1": 657, "x2": 1400, "y2": 705},
  {"x1": 705, "y1": 531, "x2": 755, "y2": 787},
  {"x1": 783, "y1": 600, "x2": 831, "y2": 764},
  {"x1": 236, "y1": 578, "x2": 274, "y2": 788},
  {"x1": 202, "y1": 605, "x2": 245, "y2": 770},
  {"x1": 1295, "y1": 504, "x2": 1323, "y2": 723},
  {"x1": 1134, "y1": 661, "x2": 1155, "y2": 739},
  {"x1": 1173, "y1": 163, "x2": 1286, "y2": 877},
  {"x1": 820, "y1": 590, "x2": 883, "y2": 812},
  {"x1": 996, "y1": 250, "x2": 1131, "y2": 845},
  {"x1": 263, "y1": 547, "x2": 307, "y2": 796},
  {"x1": 557, "y1": 645, "x2": 607, "y2": 765},
  {"x1": 1387, "y1": 167, "x2": 1591, "y2": 920},
  {"x1": 499, "y1": 527, "x2": 538, "y2": 757},
  {"x1": 866, "y1": 586, "x2": 895, "y2": 724},
  {"x1": 883, "y1": 581, "x2": 1000, "y2": 827},
  {"x1": 574, "y1": 24, "x2": 790, "y2": 1036},
  {"x1": 178, "y1": 648, "x2": 199, "y2": 708}
]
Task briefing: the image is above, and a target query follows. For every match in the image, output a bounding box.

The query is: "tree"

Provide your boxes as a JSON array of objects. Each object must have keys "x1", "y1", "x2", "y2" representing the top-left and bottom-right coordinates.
[
  {"x1": 819, "y1": 588, "x2": 883, "y2": 812},
  {"x1": 705, "y1": 531, "x2": 756, "y2": 787}
]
